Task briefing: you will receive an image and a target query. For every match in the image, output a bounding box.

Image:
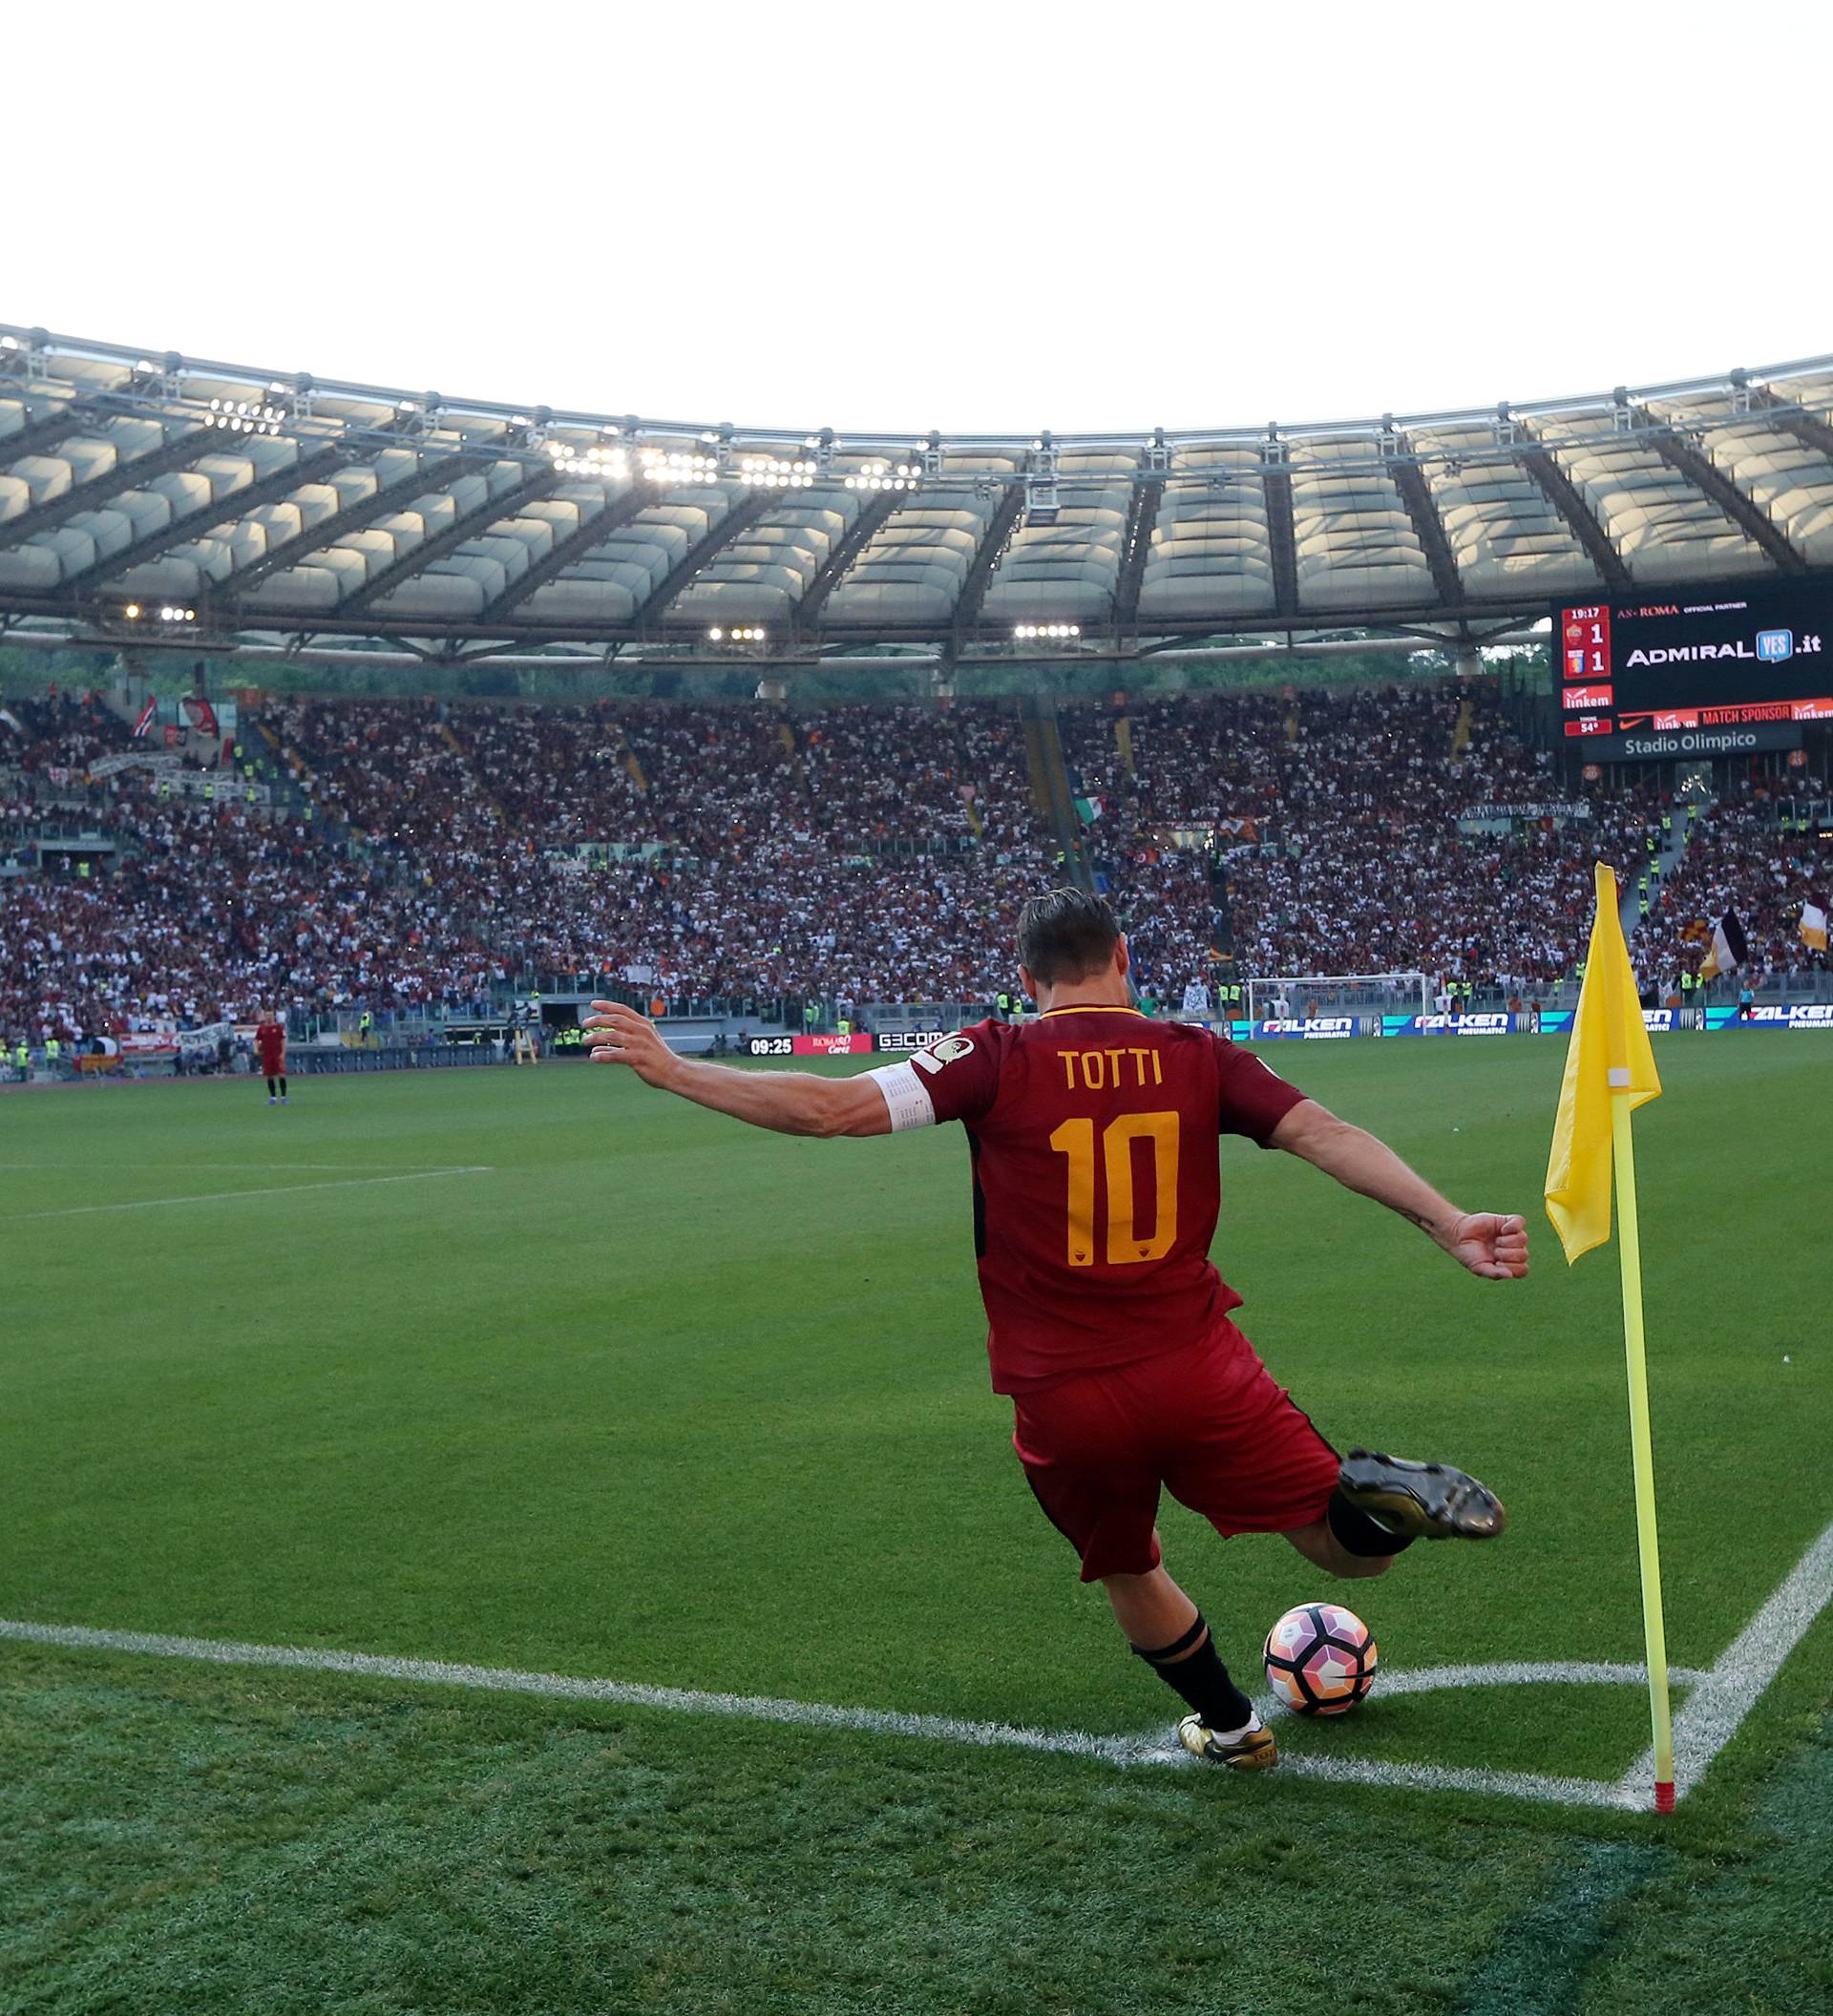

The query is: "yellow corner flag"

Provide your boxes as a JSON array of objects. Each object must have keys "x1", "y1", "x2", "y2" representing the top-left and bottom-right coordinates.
[
  {"x1": 1545, "y1": 861, "x2": 1675, "y2": 1811},
  {"x1": 1545, "y1": 863, "x2": 1661, "y2": 1262}
]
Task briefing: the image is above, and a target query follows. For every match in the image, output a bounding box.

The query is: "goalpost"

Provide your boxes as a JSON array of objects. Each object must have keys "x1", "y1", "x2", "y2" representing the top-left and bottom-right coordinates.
[{"x1": 1245, "y1": 973, "x2": 1431, "y2": 1021}]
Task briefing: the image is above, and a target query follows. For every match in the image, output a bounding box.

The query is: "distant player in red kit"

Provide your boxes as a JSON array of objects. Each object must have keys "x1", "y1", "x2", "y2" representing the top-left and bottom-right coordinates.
[
  {"x1": 585, "y1": 892, "x2": 1528, "y2": 1772},
  {"x1": 255, "y1": 1011, "x2": 288, "y2": 1105}
]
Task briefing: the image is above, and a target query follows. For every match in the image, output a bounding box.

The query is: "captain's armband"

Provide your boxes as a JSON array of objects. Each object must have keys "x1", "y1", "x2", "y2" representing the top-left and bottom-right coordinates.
[{"x1": 864, "y1": 1060, "x2": 938, "y2": 1133}]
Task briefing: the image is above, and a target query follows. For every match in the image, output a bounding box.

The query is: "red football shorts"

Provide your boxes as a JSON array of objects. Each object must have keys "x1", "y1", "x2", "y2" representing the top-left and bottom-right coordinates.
[{"x1": 1009, "y1": 1320, "x2": 1341, "y2": 1582}]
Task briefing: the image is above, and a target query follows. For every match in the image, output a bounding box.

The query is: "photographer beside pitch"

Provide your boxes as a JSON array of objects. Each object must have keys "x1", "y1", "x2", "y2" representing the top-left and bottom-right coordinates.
[{"x1": 586, "y1": 891, "x2": 1528, "y2": 1772}]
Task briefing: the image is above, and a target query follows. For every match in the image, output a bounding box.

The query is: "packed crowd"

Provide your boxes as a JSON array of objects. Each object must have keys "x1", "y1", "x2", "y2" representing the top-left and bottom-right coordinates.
[
  {"x1": 2, "y1": 676, "x2": 1825, "y2": 1044},
  {"x1": 0, "y1": 690, "x2": 134, "y2": 776},
  {"x1": 266, "y1": 696, "x2": 1060, "y2": 1005},
  {"x1": 0, "y1": 786, "x2": 511, "y2": 1041},
  {"x1": 1630, "y1": 781, "x2": 1832, "y2": 984},
  {"x1": 3, "y1": 693, "x2": 1064, "y2": 1038},
  {"x1": 1067, "y1": 686, "x2": 1665, "y2": 991}
]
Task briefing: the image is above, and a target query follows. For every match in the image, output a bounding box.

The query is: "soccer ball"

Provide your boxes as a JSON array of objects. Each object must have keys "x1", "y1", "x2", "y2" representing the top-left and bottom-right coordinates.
[{"x1": 1263, "y1": 1602, "x2": 1379, "y2": 1716}]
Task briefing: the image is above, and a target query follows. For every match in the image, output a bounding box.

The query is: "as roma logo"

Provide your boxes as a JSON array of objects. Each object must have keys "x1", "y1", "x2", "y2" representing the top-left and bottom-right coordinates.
[{"x1": 912, "y1": 1034, "x2": 975, "y2": 1075}]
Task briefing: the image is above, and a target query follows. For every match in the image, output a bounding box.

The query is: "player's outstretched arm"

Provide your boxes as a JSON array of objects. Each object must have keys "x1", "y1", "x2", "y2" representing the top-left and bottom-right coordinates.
[
  {"x1": 582, "y1": 1001, "x2": 890, "y2": 1138},
  {"x1": 1268, "y1": 1098, "x2": 1528, "y2": 1281}
]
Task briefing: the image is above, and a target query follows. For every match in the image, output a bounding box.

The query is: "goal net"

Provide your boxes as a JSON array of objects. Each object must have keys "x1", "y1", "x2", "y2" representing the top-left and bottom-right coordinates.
[{"x1": 1246, "y1": 973, "x2": 1430, "y2": 1021}]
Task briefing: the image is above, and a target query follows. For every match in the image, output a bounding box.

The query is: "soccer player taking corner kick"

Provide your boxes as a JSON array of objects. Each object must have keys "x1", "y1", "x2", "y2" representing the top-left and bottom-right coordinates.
[{"x1": 585, "y1": 891, "x2": 1528, "y2": 1774}]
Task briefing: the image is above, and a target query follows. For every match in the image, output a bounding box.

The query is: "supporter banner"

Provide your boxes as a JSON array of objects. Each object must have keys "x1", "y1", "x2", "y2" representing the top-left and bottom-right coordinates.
[
  {"x1": 177, "y1": 1019, "x2": 237, "y2": 1055},
  {"x1": 118, "y1": 1031, "x2": 179, "y2": 1057},
  {"x1": 746, "y1": 1034, "x2": 874, "y2": 1057},
  {"x1": 91, "y1": 750, "x2": 180, "y2": 780},
  {"x1": 1708, "y1": 1002, "x2": 1833, "y2": 1031},
  {"x1": 1383, "y1": 1013, "x2": 1516, "y2": 1036},
  {"x1": 1464, "y1": 803, "x2": 1591, "y2": 821}
]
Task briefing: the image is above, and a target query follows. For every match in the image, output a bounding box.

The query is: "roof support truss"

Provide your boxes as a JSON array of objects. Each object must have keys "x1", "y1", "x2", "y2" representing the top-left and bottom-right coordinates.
[
  {"x1": 470, "y1": 483, "x2": 659, "y2": 628},
  {"x1": 217, "y1": 452, "x2": 475, "y2": 604},
  {"x1": 1750, "y1": 383, "x2": 1833, "y2": 465},
  {"x1": 1650, "y1": 431, "x2": 1803, "y2": 575},
  {"x1": 0, "y1": 420, "x2": 211, "y2": 549},
  {"x1": 1387, "y1": 446, "x2": 1465, "y2": 608},
  {"x1": 0, "y1": 396, "x2": 117, "y2": 468},
  {"x1": 1518, "y1": 446, "x2": 1631, "y2": 595},
  {"x1": 1262, "y1": 465, "x2": 1299, "y2": 619},
  {"x1": 0, "y1": 359, "x2": 170, "y2": 467},
  {"x1": 54, "y1": 444, "x2": 353, "y2": 594},
  {"x1": 639, "y1": 491, "x2": 777, "y2": 633},
  {"x1": 333, "y1": 465, "x2": 565, "y2": 619},
  {"x1": 1111, "y1": 475, "x2": 1165, "y2": 633},
  {"x1": 952, "y1": 489, "x2": 1025, "y2": 641},
  {"x1": 793, "y1": 490, "x2": 903, "y2": 639}
]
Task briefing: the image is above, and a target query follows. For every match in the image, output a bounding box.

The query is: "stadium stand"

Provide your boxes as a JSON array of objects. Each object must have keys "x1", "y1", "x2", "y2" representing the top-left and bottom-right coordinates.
[
  {"x1": 3, "y1": 329, "x2": 1831, "y2": 1054},
  {"x1": 1064, "y1": 686, "x2": 1658, "y2": 992},
  {"x1": 6, "y1": 674, "x2": 1822, "y2": 1051}
]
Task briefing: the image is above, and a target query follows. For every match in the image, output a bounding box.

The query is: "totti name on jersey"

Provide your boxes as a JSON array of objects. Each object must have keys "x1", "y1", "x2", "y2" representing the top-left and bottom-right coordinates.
[{"x1": 869, "y1": 1006, "x2": 1306, "y2": 1392}]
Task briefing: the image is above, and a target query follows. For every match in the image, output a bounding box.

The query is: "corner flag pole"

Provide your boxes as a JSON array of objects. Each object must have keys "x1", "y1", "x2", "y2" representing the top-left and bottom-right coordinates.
[
  {"x1": 1545, "y1": 860, "x2": 1675, "y2": 1813},
  {"x1": 1610, "y1": 1090, "x2": 1675, "y2": 1812}
]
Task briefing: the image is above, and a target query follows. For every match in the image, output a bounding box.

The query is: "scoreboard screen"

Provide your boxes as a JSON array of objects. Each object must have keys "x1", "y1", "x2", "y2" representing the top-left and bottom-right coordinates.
[{"x1": 1557, "y1": 583, "x2": 1833, "y2": 748}]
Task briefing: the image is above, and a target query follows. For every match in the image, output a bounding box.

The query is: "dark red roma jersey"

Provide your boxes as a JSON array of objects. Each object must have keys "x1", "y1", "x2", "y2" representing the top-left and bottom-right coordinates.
[
  {"x1": 869, "y1": 1005, "x2": 1307, "y2": 1391},
  {"x1": 254, "y1": 1020, "x2": 286, "y2": 1074}
]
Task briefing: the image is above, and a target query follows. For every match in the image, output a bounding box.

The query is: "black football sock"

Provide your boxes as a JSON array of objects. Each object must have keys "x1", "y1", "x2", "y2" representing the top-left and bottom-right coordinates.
[
  {"x1": 1328, "y1": 1485, "x2": 1416, "y2": 1557},
  {"x1": 1131, "y1": 1613, "x2": 1254, "y2": 1731},
  {"x1": 266, "y1": 1078, "x2": 277, "y2": 1096},
  {"x1": 279, "y1": 1077, "x2": 287, "y2": 1096}
]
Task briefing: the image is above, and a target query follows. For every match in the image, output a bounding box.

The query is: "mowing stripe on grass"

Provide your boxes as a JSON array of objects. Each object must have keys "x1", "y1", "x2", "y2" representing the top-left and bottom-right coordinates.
[
  {"x1": 8, "y1": 1166, "x2": 495, "y2": 1220},
  {"x1": 3, "y1": 1522, "x2": 1824, "y2": 1810},
  {"x1": 1451, "y1": 1841, "x2": 1672, "y2": 2015}
]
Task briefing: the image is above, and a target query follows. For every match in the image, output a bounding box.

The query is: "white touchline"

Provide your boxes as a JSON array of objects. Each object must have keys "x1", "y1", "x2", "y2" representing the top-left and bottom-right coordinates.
[
  {"x1": 4, "y1": 1522, "x2": 1829, "y2": 1812},
  {"x1": 1615, "y1": 1515, "x2": 1833, "y2": 1806},
  {"x1": 8, "y1": 1166, "x2": 495, "y2": 1221}
]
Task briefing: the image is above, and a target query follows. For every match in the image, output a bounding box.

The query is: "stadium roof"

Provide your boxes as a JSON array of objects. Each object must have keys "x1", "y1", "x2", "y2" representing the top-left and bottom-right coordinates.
[{"x1": 7, "y1": 325, "x2": 1833, "y2": 668}]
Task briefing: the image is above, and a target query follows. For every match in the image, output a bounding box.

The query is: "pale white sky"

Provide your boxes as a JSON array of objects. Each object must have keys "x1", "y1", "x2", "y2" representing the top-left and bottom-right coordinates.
[{"x1": 11, "y1": 1, "x2": 1832, "y2": 435}]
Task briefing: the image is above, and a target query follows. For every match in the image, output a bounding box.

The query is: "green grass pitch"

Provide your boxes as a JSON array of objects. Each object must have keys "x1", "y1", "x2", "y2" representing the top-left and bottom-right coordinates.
[{"x1": 2, "y1": 1035, "x2": 1829, "y2": 2013}]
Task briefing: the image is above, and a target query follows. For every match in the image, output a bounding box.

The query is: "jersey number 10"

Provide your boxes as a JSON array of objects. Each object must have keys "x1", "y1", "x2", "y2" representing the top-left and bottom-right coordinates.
[{"x1": 1048, "y1": 1112, "x2": 1180, "y2": 1267}]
